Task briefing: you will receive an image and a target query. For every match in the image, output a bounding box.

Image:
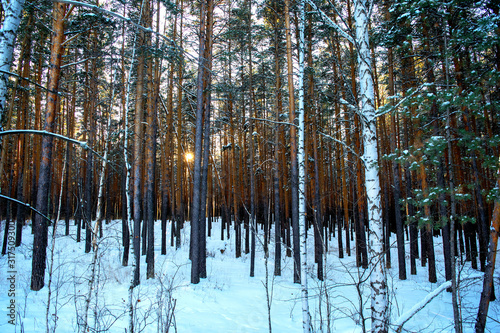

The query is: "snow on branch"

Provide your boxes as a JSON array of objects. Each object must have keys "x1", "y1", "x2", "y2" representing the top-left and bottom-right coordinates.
[
  {"x1": 393, "y1": 276, "x2": 483, "y2": 332},
  {"x1": 339, "y1": 97, "x2": 358, "y2": 113},
  {"x1": 0, "y1": 69, "x2": 55, "y2": 94},
  {"x1": 53, "y1": 0, "x2": 166, "y2": 40},
  {"x1": 0, "y1": 193, "x2": 52, "y2": 224},
  {"x1": 305, "y1": 0, "x2": 355, "y2": 45},
  {"x1": 393, "y1": 280, "x2": 452, "y2": 331},
  {"x1": 376, "y1": 83, "x2": 429, "y2": 118},
  {"x1": 0, "y1": 129, "x2": 86, "y2": 147},
  {"x1": 0, "y1": 129, "x2": 105, "y2": 161},
  {"x1": 51, "y1": 0, "x2": 187, "y2": 54},
  {"x1": 318, "y1": 131, "x2": 362, "y2": 162},
  {"x1": 249, "y1": 117, "x2": 297, "y2": 128}
]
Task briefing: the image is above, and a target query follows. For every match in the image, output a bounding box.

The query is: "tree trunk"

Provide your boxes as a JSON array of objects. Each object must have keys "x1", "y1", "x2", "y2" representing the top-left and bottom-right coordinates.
[
  {"x1": 271, "y1": 0, "x2": 282, "y2": 274},
  {"x1": 132, "y1": 17, "x2": 146, "y2": 287},
  {"x1": 175, "y1": 0, "x2": 185, "y2": 250},
  {"x1": 475, "y1": 171, "x2": 500, "y2": 332},
  {"x1": 199, "y1": 0, "x2": 214, "y2": 279},
  {"x1": 285, "y1": 0, "x2": 301, "y2": 284},
  {"x1": 0, "y1": 0, "x2": 26, "y2": 135},
  {"x1": 190, "y1": 0, "x2": 208, "y2": 284},
  {"x1": 145, "y1": 0, "x2": 156, "y2": 279},
  {"x1": 297, "y1": 1, "x2": 310, "y2": 330},
  {"x1": 385, "y1": 7, "x2": 406, "y2": 277},
  {"x1": 247, "y1": 0, "x2": 257, "y2": 278},
  {"x1": 354, "y1": 0, "x2": 388, "y2": 331},
  {"x1": 31, "y1": 2, "x2": 66, "y2": 291}
]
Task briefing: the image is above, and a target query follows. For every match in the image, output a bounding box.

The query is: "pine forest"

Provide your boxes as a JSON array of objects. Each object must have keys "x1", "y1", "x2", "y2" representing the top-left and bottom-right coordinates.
[{"x1": 0, "y1": 0, "x2": 500, "y2": 332}]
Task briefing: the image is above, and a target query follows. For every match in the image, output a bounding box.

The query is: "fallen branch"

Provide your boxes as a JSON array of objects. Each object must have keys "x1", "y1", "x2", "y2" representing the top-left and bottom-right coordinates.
[{"x1": 394, "y1": 276, "x2": 483, "y2": 332}]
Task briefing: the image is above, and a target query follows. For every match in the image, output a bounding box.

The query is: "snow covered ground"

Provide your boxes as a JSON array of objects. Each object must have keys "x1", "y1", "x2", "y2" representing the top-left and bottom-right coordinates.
[{"x1": 1, "y1": 219, "x2": 499, "y2": 332}]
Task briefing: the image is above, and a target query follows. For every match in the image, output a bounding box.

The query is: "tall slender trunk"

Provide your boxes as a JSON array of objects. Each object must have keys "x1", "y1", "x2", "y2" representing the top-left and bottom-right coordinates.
[
  {"x1": 132, "y1": 8, "x2": 147, "y2": 286},
  {"x1": 247, "y1": 0, "x2": 257, "y2": 278},
  {"x1": 443, "y1": 20, "x2": 462, "y2": 331},
  {"x1": 175, "y1": 0, "x2": 184, "y2": 250},
  {"x1": 145, "y1": 0, "x2": 156, "y2": 279},
  {"x1": 354, "y1": 0, "x2": 388, "y2": 331},
  {"x1": 476, "y1": 170, "x2": 500, "y2": 332},
  {"x1": 14, "y1": 13, "x2": 34, "y2": 246},
  {"x1": 31, "y1": 2, "x2": 66, "y2": 291},
  {"x1": 297, "y1": 1, "x2": 310, "y2": 330},
  {"x1": 271, "y1": 1, "x2": 282, "y2": 274},
  {"x1": 385, "y1": 1, "x2": 405, "y2": 280},
  {"x1": 163, "y1": 8, "x2": 176, "y2": 253},
  {"x1": 0, "y1": 0, "x2": 26, "y2": 135},
  {"x1": 190, "y1": 0, "x2": 208, "y2": 284},
  {"x1": 84, "y1": 32, "x2": 98, "y2": 254},
  {"x1": 285, "y1": 0, "x2": 301, "y2": 284},
  {"x1": 121, "y1": 7, "x2": 132, "y2": 267},
  {"x1": 330, "y1": 32, "x2": 347, "y2": 258},
  {"x1": 199, "y1": 0, "x2": 214, "y2": 279}
]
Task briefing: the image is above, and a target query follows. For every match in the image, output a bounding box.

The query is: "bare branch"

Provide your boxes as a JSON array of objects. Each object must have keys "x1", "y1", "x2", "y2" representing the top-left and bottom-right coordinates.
[
  {"x1": 51, "y1": 0, "x2": 200, "y2": 64},
  {"x1": 318, "y1": 130, "x2": 363, "y2": 162},
  {"x1": 249, "y1": 117, "x2": 297, "y2": 128},
  {"x1": 376, "y1": 83, "x2": 430, "y2": 117},
  {"x1": 0, "y1": 69, "x2": 57, "y2": 94},
  {"x1": 339, "y1": 97, "x2": 358, "y2": 113},
  {"x1": 0, "y1": 130, "x2": 106, "y2": 161},
  {"x1": 0, "y1": 193, "x2": 52, "y2": 224},
  {"x1": 60, "y1": 57, "x2": 96, "y2": 69},
  {"x1": 53, "y1": 0, "x2": 170, "y2": 42},
  {"x1": 305, "y1": 0, "x2": 355, "y2": 45},
  {"x1": 0, "y1": 129, "x2": 87, "y2": 147}
]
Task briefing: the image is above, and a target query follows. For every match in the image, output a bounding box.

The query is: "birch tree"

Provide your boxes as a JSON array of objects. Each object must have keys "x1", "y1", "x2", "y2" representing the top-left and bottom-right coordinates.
[
  {"x1": 284, "y1": 0, "x2": 301, "y2": 284},
  {"x1": 297, "y1": 1, "x2": 310, "y2": 331},
  {"x1": 354, "y1": 0, "x2": 388, "y2": 331},
  {"x1": 0, "y1": 0, "x2": 26, "y2": 132},
  {"x1": 307, "y1": 0, "x2": 388, "y2": 330}
]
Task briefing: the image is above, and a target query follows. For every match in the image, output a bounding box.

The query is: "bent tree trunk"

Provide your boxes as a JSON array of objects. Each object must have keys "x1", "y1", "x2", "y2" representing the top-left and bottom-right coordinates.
[{"x1": 31, "y1": 2, "x2": 66, "y2": 291}]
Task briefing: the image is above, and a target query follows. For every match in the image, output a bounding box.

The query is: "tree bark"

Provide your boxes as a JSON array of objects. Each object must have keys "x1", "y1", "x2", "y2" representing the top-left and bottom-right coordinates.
[
  {"x1": 354, "y1": 0, "x2": 388, "y2": 331},
  {"x1": 247, "y1": 0, "x2": 257, "y2": 278},
  {"x1": 297, "y1": 1, "x2": 310, "y2": 330},
  {"x1": 475, "y1": 171, "x2": 500, "y2": 332},
  {"x1": 190, "y1": 0, "x2": 208, "y2": 284},
  {"x1": 145, "y1": 0, "x2": 156, "y2": 279},
  {"x1": 31, "y1": 2, "x2": 66, "y2": 291},
  {"x1": 285, "y1": 0, "x2": 301, "y2": 284},
  {"x1": 0, "y1": 0, "x2": 26, "y2": 134},
  {"x1": 132, "y1": 11, "x2": 146, "y2": 286}
]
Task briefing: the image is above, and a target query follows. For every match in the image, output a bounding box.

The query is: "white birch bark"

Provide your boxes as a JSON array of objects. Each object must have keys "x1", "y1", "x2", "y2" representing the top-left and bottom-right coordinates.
[
  {"x1": 297, "y1": 1, "x2": 310, "y2": 331},
  {"x1": 0, "y1": 0, "x2": 26, "y2": 126},
  {"x1": 354, "y1": 1, "x2": 388, "y2": 332}
]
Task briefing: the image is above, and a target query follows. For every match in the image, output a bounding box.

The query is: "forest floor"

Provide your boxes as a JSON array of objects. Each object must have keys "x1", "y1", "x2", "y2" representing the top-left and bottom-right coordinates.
[{"x1": 0, "y1": 218, "x2": 499, "y2": 332}]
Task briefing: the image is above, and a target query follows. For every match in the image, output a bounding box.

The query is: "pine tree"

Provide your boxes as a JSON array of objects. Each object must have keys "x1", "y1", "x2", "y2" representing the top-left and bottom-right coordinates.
[{"x1": 31, "y1": 1, "x2": 67, "y2": 291}]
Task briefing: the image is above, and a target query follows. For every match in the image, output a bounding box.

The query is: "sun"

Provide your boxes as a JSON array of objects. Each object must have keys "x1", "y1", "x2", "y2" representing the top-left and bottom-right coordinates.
[{"x1": 185, "y1": 152, "x2": 194, "y2": 162}]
